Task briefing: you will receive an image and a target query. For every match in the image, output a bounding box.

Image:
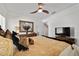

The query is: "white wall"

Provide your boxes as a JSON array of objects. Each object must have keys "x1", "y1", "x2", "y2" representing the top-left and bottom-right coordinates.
[
  {"x1": 6, "y1": 17, "x2": 45, "y2": 35},
  {"x1": 44, "y1": 4, "x2": 79, "y2": 46}
]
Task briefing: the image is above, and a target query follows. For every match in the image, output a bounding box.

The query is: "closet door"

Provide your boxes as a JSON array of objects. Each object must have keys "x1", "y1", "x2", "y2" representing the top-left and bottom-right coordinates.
[{"x1": 0, "y1": 14, "x2": 6, "y2": 30}]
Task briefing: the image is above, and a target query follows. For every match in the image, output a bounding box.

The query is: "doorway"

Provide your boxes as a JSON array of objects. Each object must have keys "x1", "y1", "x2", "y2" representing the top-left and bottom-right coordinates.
[{"x1": 43, "y1": 23, "x2": 48, "y2": 36}]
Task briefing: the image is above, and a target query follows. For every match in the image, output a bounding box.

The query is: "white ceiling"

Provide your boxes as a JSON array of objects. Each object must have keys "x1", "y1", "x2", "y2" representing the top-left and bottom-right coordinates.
[{"x1": 0, "y1": 3, "x2": 76, "y2": 20}]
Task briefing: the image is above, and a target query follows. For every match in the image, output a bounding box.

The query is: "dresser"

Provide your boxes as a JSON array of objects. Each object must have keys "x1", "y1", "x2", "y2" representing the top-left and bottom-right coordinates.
[
  {"x1": 42, "y1": 35, "x2": 75, "y2": 45},
  {"x1": 55, "y1": 36, "x2": 75, "y2": 45}
]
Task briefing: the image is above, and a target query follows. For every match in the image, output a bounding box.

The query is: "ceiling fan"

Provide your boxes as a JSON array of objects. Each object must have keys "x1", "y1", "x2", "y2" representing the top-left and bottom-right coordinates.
[{"x1": 30, "y1": 3, "x2": 49, "y2": 14}]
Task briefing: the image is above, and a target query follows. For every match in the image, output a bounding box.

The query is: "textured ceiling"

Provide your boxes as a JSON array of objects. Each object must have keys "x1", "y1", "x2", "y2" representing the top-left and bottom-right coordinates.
[{"x1": 0, "y1": 3, "x2": 76, "y2": 20}]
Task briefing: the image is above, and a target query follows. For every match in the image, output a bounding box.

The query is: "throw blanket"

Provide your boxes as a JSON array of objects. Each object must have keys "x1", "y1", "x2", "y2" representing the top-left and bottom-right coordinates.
[
  {"x1": 0, "y1": 36, "x2": 13, "y2": 56},
  {"x1": 15, "y1": 36, "x2": 70, "y2": 56}
]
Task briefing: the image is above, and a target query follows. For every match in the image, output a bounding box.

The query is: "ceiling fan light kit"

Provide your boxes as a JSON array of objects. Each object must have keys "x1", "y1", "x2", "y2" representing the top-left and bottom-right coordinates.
[{"x1": 38, "y1": 9, "x2": 43, "y2": 12}]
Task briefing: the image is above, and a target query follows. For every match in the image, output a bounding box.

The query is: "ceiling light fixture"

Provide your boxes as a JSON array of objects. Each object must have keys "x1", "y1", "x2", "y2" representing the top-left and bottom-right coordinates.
[
  {"x1": 38, "y1": 9, "x2": 43, "y2": 12},
  {"x1": 30, "y1": 3, "x2": 49, "y2": 14}
]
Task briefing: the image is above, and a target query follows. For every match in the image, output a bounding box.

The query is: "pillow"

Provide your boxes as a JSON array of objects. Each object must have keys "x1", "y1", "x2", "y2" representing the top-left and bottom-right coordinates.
[
  {"x1": 20, "y1": 36, "x2": 29, "y2": 47},
  {"x1": 28, "y1": 38, "x2": 34, "y2": 45},
  {"x1": 12, "y1": 32, "x2": 29, "y2": 51},
  {"x1": 0, "y1": 27, "x2": 5, "y2": 37},
  {"x1": 12, "y1": 31, "x2": 19, "y2": 43},
  {"x1": 4, "y1": 29, "x2": 12, "y2": 39}
]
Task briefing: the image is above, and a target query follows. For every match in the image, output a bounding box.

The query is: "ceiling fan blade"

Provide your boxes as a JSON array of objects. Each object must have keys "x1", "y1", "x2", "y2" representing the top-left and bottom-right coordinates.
[
  {"x1": 38, "y1": 3, "x2": 44, "y2": 6},
  {"x1": 42, "y1": 10, "x2": 49, "y2": 14},
  {"x1": 30, "y1": 10, "x2": 38, "y2": 14}
]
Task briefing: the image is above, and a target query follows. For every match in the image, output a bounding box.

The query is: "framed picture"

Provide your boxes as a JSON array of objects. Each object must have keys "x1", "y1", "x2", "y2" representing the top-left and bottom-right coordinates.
[{"x1": 19, "y1": 20, "x2": 34, "y2": 32}]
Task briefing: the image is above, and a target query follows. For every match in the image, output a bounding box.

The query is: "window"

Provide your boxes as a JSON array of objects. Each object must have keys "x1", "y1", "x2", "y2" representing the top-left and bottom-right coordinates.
[{"x1": 0, "y1": 14, "x2": 6, "y2": 30}]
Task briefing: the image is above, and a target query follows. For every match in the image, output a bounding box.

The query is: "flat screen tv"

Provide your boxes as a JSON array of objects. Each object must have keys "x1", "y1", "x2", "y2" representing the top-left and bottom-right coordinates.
[{"x1": 55, "y1": 27, "x2": 70, "y2": 37}]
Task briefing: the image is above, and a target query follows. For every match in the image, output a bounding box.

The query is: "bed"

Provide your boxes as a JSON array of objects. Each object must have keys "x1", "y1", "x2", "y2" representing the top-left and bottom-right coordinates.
[
  {"x1": 1, "y1": 35, "x2": 79, "y2": 56},
  {"x1": 14, "y1": 36, "x2": 70, "y2": 56},
  {"x1": 0, "y1": 36, "x2": 13, "y2": 56}
]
